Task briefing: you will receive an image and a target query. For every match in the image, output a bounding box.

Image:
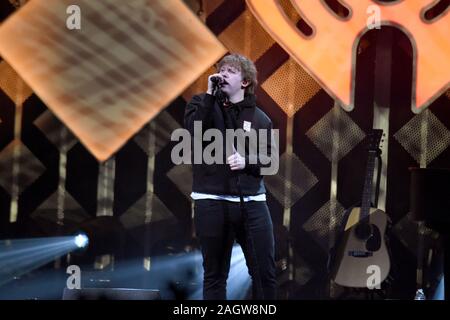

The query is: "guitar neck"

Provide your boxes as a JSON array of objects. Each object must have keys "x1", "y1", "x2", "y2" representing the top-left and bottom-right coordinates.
[{"x1": 360, "y1": 151, "x2": 377, "y2": 219}]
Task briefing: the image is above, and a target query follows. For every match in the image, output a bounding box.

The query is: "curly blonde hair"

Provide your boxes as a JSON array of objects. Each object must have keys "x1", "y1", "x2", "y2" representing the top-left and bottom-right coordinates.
[{"x1": 216, "y1": 53, "x2": 258, "y2": 95}]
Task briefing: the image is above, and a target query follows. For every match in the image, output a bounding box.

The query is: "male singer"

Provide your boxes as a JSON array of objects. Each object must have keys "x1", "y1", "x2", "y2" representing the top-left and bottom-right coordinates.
[{"x1": 184, "y1": 53, "x2": 277, "y2": 300}]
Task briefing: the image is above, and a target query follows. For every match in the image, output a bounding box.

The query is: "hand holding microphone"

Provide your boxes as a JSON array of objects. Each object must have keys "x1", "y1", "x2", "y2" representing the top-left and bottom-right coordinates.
[{"x1": 207, "y1": 73, "x2": 223, "y2": 95}]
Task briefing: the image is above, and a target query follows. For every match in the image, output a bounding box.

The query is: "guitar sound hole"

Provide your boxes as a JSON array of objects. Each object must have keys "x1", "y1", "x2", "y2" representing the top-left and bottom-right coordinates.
[
  {"x1": 366, "y1": 224, "x2": 382, "y2": 251},
  {"x1": 354, "y1": 223, "x2": 372, "y2": 240}
]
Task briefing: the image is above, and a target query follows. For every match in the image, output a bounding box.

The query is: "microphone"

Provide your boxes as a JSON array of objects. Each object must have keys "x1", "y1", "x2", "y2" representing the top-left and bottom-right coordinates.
[{"x1": 210, "y1": 76, "x2": 222, "y2": 84}]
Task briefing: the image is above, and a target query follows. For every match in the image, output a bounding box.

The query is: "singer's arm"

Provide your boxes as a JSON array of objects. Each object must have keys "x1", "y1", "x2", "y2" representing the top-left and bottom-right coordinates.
[
  {"x1": 185, "y1": 73, "x2": 222, "y2": 134},
  {"x1": 184, "y1": 94, "x2": 215, "y2": 135}
]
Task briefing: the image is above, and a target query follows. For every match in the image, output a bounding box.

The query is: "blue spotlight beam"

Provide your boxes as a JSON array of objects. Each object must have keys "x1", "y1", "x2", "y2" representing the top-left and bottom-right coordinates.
[
  {"x1": 1, "y1": 239, "x2": 73, "y2": 259},
  {"x1": 226, "y1": 245, "x2": 251, "y2": 300},
  {"x1": 0, "y1": 236, "x2": 81, "y2": 287}
]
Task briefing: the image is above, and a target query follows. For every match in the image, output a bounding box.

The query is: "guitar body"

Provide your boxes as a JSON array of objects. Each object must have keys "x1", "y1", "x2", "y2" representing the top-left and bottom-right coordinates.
[{"x1": 332, "y1": 207, "x2": 390, "y2": 288}]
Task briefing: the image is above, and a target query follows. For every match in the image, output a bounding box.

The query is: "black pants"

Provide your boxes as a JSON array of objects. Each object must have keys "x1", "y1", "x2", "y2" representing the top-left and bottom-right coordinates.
[{"x1": 194, "y1": 199, "x2": 276, "y2": 300}]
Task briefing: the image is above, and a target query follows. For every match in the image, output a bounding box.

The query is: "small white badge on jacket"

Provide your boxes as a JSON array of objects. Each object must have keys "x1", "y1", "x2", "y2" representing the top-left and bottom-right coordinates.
[{"x1": 243, "y1": 121, "x2": 252, "y2": 132}]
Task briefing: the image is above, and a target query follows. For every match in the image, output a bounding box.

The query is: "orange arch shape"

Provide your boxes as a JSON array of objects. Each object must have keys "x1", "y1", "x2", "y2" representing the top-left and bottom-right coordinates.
[{"x1": 247, "y1": 0, "x2": 450, "y2": 113}]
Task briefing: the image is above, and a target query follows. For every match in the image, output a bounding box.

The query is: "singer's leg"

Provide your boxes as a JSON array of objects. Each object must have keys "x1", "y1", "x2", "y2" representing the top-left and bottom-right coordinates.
[
  {"x1": 194, "y1": 200, "x2": 234, "y2": 300},
  {"x1": 235, "y1": 201, "x2": 276, "y2": 300}
]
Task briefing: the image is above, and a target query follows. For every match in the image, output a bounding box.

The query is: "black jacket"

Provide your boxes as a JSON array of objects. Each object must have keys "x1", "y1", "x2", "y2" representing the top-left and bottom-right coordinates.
[{"x1": 184, "y1": 93, "x2": 273, "y2": 196}]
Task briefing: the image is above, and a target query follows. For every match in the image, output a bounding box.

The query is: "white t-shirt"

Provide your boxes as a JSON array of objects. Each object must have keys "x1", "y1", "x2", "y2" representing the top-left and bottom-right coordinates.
[{"x1": 191, "y1": 192, "x2": 266, "y2": 202}]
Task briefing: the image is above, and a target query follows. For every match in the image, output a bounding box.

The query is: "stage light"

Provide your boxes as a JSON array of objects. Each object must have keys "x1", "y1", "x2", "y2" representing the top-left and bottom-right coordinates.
[{"x1": 74, "y1": 234, "x2": 89, "y2": 249}]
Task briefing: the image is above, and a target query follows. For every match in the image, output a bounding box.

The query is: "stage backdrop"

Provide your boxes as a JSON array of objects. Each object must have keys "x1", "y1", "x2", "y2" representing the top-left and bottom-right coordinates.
[{"x1": 0, "y1": 0, "x2": 449, "y2": 299}]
